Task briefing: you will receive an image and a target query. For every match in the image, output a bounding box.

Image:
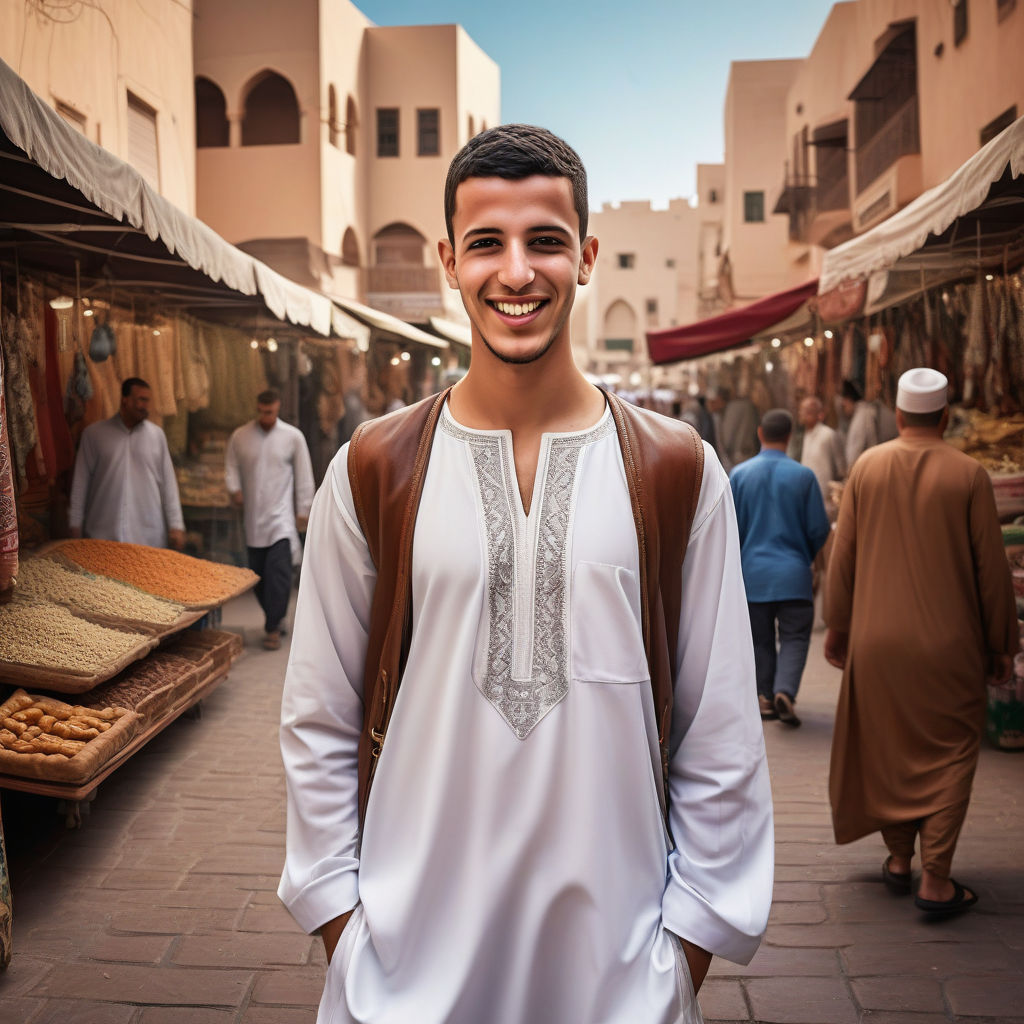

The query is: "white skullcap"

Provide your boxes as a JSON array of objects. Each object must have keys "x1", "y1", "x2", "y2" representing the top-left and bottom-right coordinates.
[{"x1": 896, "y1": 367, "x2": 948, "y2": 413}]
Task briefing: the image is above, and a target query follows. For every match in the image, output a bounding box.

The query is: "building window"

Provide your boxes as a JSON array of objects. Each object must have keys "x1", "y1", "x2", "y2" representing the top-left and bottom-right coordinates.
[
  {"x1": 241, "y1": 71, "x2": 300, "y2": 146},
  {"x1": 468, "y1": 114, "x2": 475, "y2": 139},
  {"x1": 605, "y1": 338, "x2": 634, "y2": 352},
  {"x1": 743, "y1": 191, "x2": 765, "y2": 222},
  {"x1": 377, "y1": 108, "x2": 399, "y2": 157},
  {"x1": 709, "y1": 189, "x2": 719, "y2": 203},
  {"x1": 645, "y1": 298, "x2": 658, "y2": 315},
  {"x1": 328, "y1": 85, "x2": 339, "y2": 147},
  {"x1": 617, "y1": 253, "x2": 636, "y2": 269},
  {"x1": 194, "y1": 77, "x2": 229, "y2": 148},
  {"x1": 346, "y1": 96, "x2": 358, "y2": 156},
  {"x1": 56, "y1": 100, "x2": 86, "y2": 134},
  {"x1": 126, "y1": 92, "x2": 159, "y2": 188},
  {"x1": 953, "y1": 0, "x2": 968, "y2": 45},
  {"x1": 341, "y1": 227, "x2": 360, "y2": 267},
  {"x1": 980, "y1": 105, "x2": 1018, "y2": 146},
  {"x1": 417, "y1": 108, "x2": 440, "y2": 156},
  {"x1": 665, "y1": 258, "x2": 676, "y2": 268}
]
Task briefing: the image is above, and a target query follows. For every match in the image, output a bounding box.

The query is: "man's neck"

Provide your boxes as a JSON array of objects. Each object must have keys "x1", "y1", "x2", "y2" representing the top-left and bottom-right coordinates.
[
  {"x1": 450, "y1": 345, "x2": 604, "y2": 435},
  {"x1": 119, "y1": 412, "x2": 139, "y2": 430},
  {"x1": 762, "y1": 442, "x2": 788, "y2": 453},
  {"x1": 898, "y1": 426, "x2": 944, "y2": 441}
]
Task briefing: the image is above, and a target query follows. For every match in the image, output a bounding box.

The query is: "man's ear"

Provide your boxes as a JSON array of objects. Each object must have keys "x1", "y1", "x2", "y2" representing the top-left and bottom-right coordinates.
[
  {"x1": 438, "y1": 239, "x2": 459, "y2": 290},
  {"x1": 578, "y1": 235, "x2": 598, "y2": 285}
]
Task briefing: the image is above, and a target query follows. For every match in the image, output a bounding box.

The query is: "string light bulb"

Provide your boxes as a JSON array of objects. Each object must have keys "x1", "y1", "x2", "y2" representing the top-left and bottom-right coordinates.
[
  {"x1": 266, "y1": 338, "x2": 278, "y2": 353},
  {"x1": 250, "y1": 339, "x2": 259, "y2": 350},
  {"x1": 431, "y1": 356, "x2": 441, "y2": 367},
  {"x1": 770, "y1": 337, "x2": 781, "y2": 348},
  {"x1": 804, "y1": 336, "x2": 814, "y2": 347},
  {"x1": 400, "y1": 350, "x2": 411, "y2": 362},
  {"x1": 824, "y1": 329, "x2": 833, "y2": 339},
  {"x1": 49, "y1": 295, "x2": 73, "y2": 310}
]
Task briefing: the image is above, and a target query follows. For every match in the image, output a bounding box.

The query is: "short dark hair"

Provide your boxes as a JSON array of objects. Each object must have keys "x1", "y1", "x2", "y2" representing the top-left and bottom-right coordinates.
[
  {"x1": 257, "y1": 388, "x2": 281, "y2": 405},
  {"x1": 444, "y1": 124, "x2": 589, "y2": 244},
  {"x1": 121, "y1": 377, "x2": 150, "y2": 397},
  {"x1": 899, "y1": 407, "x2": 944, "y2": 428},
  {"x1": 760, "y1": 408, "x2": 793, "y2": 443},
  {"x1": 841, "y1": 379, "x2": 862, "y2": 403}
]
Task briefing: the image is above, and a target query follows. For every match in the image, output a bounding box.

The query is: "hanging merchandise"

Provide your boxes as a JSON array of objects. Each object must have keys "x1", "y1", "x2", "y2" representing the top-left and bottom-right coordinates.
[
  {"x1": 88, "y1": 316, "x2": 116, "y2": 362},
  {"x1": 64, "y1": 351, "x2": 93, "y2": 425}
]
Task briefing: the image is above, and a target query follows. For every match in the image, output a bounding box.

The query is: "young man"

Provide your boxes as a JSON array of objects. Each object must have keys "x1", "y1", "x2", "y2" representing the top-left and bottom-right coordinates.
[
  {"x1": 225, "y1": 389, "x2": 314, "y2": 650},
  {"x1": 69, "y1": 377, "x2": 185, "y2": 549},
  {"x1": 279, "y1": 125, "x2": 773, "y2": 1024},
  {"x1": 730, "y1": 409, "x2": 830, "y2": 726},
  {"x1": 826, "y1": 367, "x2": 1017, "y2": 915}
]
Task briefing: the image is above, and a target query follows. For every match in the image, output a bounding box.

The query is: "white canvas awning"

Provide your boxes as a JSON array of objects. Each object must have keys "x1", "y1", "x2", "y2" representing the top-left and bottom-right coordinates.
[
  {"x1": 333, "y1": 296, "x2": 448, "y2": 349},
  {"x1": 820, "y1": 115, "x2": 1024, "y2": 294},
  {"x1": 428, "y1": 315, "x2": 472, "y2": 349},
  {"x1": 0, "y1": 57, "x2": 338, "y2": 335}
]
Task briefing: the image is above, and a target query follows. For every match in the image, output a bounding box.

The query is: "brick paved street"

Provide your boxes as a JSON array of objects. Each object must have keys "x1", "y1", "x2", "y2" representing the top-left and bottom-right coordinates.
[{"x1": 0, "y1": 593, "x2": 1022, "y2": 1023}]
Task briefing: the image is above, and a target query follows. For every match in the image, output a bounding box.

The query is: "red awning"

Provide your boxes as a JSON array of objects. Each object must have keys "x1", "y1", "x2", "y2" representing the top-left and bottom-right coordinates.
[{"x1": 646, "y1": 279, "x2": 819, "y2": 364}]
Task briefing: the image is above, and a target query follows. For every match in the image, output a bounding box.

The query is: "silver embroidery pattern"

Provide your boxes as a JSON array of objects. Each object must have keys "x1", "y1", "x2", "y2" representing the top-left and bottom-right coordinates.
[{"x1": 441, "y1": 412, "x2": 615, "y2": 738}]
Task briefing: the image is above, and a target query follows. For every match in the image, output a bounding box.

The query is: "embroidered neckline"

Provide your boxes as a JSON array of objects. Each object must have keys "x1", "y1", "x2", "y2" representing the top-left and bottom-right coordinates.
[{"x1": 439, "y1": 407, "x2": 615, "y2": 738}]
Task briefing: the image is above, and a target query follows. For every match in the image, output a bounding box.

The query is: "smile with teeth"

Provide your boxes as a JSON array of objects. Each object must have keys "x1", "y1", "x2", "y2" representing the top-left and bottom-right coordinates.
[{"x1": 489, "y1": 299, "x2": 545, "y2": 317}]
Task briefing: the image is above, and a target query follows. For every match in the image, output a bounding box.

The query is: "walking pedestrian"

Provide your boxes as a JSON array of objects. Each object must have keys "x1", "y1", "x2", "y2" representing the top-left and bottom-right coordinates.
[
  {"x1": 841, "y1": 379, "x2": 898, "y2": 470},
  {"x1": 731, "y1": 409, "x2": 830, "y2": 726},
  {"x1": 797, "y1": 395, "x2": 846, "y2": 519},
  {"x1": 720, "y1": 387, "x2": 760, "y2": 469},
  {"x1": 278, "y1": 124, "x2": 773, "y2": 1024},
  {"x1": 225, "y1": 389, "x2": 314, "y2": 651},
  {"x1": 825, "y1": 367, "x2": 1017, "y2": 915},
  {"x1": 69, "y1": 377, "x2": 184, "y2": 549}
]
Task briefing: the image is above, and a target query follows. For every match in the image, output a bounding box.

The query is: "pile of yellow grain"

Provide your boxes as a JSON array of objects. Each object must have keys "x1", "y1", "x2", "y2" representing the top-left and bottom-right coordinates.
[
  {"x1": 58, "y1": 540, "x2": 255, "y2": 607},
  {"x1": 0, "y1": 601, "x2": 146, "y2": 672},
  {"x1": 21, "y1": 557, "x2": 185, "y2": 625}
]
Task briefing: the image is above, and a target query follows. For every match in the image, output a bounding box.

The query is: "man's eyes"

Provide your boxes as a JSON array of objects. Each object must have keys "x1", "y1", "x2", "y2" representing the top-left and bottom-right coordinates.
[{"x1": 465, "y1": 236, "x2": 565, "y2": 251}]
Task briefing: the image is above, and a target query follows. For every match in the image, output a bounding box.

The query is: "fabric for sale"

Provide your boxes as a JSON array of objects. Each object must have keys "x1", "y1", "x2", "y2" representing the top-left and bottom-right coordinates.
[
  {"x1": 826, "y1": 436, "x2": 1019, "y2": 845},
  {"x1": 279, "y1": 403, "x2": 773, "y2": 1024}
]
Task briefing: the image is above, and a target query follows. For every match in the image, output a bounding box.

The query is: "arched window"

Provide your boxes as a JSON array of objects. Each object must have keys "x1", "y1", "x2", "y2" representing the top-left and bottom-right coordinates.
[
  {"x1": 341, "y1": 227, "x2": 360, "y2": 267},
  {"x1": 373, "y1": 222, "x2": 427, "y2": 266},
  {"x1": 195, "y1": 77, "x2": 229, "y2": 148},
  {"x1": 345, "y1": 95, "x2": 358, "y2": 156},
  {"x1": 467, "y1": 114, "x2": 475, "y2": 139},
  {"x1": 241, "y1": 70, "x2": 300, "y2": 146},
  {"x1": 603, "y1": 300, "x2": 636, "y2": 352},
  {"x1": 328, "y1": 85, "x2": 339, "y2": 147},
  {"x1": 481, "y1": 120, "x2": 488, "y2": 132}
]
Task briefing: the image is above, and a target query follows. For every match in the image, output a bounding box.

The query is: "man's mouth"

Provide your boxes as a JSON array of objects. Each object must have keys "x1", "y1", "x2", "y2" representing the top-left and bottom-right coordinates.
[{"x1": 487, "y1": 299, "x2": 547, "y2": 319}]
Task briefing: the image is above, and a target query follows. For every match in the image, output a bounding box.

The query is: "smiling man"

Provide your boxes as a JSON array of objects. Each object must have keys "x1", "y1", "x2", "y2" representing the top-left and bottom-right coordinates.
[{"x1": 278, "y1": 125, "x2": 773, "y2": 1024}]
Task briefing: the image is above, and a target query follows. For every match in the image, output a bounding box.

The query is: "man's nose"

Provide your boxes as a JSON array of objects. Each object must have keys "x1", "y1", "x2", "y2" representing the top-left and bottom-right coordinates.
[{"x1": 497, "y1": 241, "x2": 535, "y2": 291}]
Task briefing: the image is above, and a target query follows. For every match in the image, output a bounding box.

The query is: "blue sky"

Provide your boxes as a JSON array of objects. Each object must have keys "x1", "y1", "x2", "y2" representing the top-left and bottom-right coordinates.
[{"x1": 356, "y1": 0, "x2": 838, "y2": 209}]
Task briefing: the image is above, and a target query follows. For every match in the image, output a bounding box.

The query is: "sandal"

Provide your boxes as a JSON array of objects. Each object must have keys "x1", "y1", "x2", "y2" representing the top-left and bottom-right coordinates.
[
  {"x1": 914, "y1": 879, "x2": 978, "y2": 916},
  {"x1": 882, "y1": 856, "x2": 912, "y2": 894}
]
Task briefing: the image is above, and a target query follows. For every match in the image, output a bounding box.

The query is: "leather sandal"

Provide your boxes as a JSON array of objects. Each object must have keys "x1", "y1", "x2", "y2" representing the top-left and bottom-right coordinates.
[
  {"x1": 882, "y1": 856, "x2": 912, "y2": 894},
  {"x1": 914, "y1": 879, "x2": 978, "y2": 916}
]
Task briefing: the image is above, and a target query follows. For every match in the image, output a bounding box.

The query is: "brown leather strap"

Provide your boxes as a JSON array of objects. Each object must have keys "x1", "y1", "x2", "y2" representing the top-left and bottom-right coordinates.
[{"x1": 348, "y1": 388, "x2": 452, "y2": 828}]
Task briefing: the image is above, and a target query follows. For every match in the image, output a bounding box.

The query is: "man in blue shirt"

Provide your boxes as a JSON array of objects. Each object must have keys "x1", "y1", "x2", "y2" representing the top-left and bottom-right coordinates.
[{"x1": 730, "y1": 409, "x2": 830, "y2": 727}]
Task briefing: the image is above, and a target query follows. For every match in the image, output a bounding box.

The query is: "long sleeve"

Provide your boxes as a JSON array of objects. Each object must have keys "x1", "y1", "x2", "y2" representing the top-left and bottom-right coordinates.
[
  {"x1": 968, "y1": 467, "x2": 1019, "y2": 657},
  {"x1": 292, "y1": 431, "x2": 315, "y2": 520},
  {"x1": 224, "y1": 429, "x2": 242, "y2": 496},
  {"x1": 831, "y1": 427, "x2": 847, "y2": 481},
  {"x1": 825, "y1": 467, "x2": 858, "y2": 630},
  {"x1": 278, "y1": 445, "x2": 376, "y2": 934},
  {"x1": 804, "y1": 474, "x2": 831, "y2": 558},
  {"x1": 68, "y1": 428, "x2": 95, "y2": 531},
  {"x1": 158, "y1": 436, "x2": 185, "y2": 533},
  {"x1": 662, "y1": 445, "x2": 774, "y2": 965}
]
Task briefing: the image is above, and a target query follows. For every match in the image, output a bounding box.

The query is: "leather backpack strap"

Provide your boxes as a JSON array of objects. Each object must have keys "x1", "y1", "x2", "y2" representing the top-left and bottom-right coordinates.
[
  {"x1": 605, "y1": 391, "x2": 704, "y2": 828},
  {"x1": 348, "y1": 388, "x2": 451, "y2": 829}
]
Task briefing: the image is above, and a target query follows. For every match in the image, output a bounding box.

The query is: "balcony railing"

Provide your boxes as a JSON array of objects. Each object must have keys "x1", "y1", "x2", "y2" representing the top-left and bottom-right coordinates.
[
  {"x1": 367, "y1": 265, "x2": 441, "y2": 293},
  {"x1": 855, "y1": 98, "x2": 919, "y2": 194}
]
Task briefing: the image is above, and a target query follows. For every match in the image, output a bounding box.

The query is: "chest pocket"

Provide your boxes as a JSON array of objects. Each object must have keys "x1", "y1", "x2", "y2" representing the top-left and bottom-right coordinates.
[{"x1": 571, "y1": 561, "x2": 649, "y2": 684}]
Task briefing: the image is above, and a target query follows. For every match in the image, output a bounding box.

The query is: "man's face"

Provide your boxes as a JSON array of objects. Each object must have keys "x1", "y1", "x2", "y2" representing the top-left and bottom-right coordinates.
[
  {"x1": 257, "y1": 401, "x2": 280, "y2": 431},
  {"x1": 799, "y1": 398, "x2": 822, "y2": 430},
  {"x1": 840, "y1": 396, "x2": 855, "y2": 418},
  {"x1": 121, "y1": 385, "x2": 152, "y2": 427},
  {"x1": 438, "y1": 175, "x2": 597, "y2": 366}
]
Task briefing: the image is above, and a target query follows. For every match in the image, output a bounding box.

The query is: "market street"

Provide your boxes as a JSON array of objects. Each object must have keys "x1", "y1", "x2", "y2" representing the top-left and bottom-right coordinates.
[{"x1": 0, "y1": 592, "x2": 1022, "y2": 1024}]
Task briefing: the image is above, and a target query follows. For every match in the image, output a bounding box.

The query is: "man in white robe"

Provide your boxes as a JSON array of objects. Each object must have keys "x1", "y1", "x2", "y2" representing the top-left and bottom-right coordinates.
[
  {"x1": 279, "y1": 125, "x2": 773, "y2": 1024},
  {"x1": 226, "y1": 388, "x2": 314, "y2": 650},
  {"x1": 797, "y1": 396, "x2": 845, "y2": 519},
  {"x1": 69, "y1": 377, "x2": 184, "y2": 549}
]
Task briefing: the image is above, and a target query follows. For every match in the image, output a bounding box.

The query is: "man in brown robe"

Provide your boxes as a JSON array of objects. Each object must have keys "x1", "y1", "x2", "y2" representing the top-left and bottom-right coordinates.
[{"x1": 825, "y1": 367, "x2": 1017, "y2": 914}]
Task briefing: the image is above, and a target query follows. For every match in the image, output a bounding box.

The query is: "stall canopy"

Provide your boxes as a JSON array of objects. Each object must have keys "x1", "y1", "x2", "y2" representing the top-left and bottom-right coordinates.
[
  {"x1": 819, "y1": 115, "x2": 1024, "y2": 304},
  {"x1": 646, "y1": 279, "x2": 819, "y2": 364},
  {"x1": 332, "y1": 296, "x2": 448, "y2": 350},
  {"x1": 1, "y1": 58, "x2": 343, "y2": 337},
  {"x1": 428, "y1": 315, "x2": 472, "y2": 349}
]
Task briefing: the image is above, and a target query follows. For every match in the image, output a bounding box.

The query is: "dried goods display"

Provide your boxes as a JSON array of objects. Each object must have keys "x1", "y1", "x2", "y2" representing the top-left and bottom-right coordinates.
[
  {"x1": 0, "y1": 600, "x2": 156, "y2": 692},
  {"x1": 0, "y1": 690, "x2": 140, "y2": 783},
  {"x1": 18, "y1": 556, "x2": 186, "y2": 628},
  {"x1": 83, "y1": 652, "x2": 199, "y2": 722},
  {"x1": 56, "y1": 539, "x2": 257, "y2": 609},
  {"x1": 946, "y1": 408, "x2": 1024, "y2": 474}
]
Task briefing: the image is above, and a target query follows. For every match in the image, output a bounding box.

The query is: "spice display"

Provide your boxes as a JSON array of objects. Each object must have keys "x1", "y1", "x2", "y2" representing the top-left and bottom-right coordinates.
[
  {"x1": 20, "y1": 556, "x2": 185, "y2": 626},
  {"x1": 0, "y1": 600, "x2": 149, "y2": 673},
  {"x1": 57, "y1": 539, "x2": 257, "y2": 608},
  {"x1": 0, "y1": 691, "x2": 128, "y2": 759}
]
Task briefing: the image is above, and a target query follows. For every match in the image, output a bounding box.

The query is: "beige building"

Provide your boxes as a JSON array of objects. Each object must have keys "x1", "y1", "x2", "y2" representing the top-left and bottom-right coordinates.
[
  {"x1": 776, "y1": 0, "x2": 1024, "y2": 280},
  {"x1": 720, "y1": 59, "x2": 807, "y2": 306},
  {"x1": 0, "y1": 0, "x2": 196, "y2": 213},
  {"x1": 192, "y1": 0, "x2": 500, "y2": 325},
  {"x1": 576, "y1": 198, "x2": 704, "y2": 385}
]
